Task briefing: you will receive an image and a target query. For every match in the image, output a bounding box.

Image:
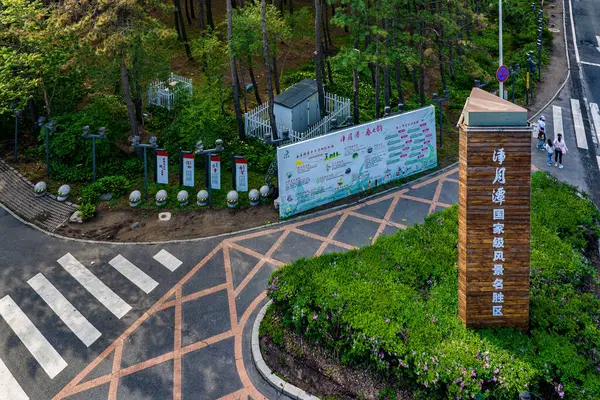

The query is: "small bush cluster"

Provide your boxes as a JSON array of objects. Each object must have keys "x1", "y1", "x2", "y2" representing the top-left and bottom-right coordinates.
[
  {"x1": 266, "y1": 172, "x2": 600, "y2": 399},
  {"x1": 78, "y1": 176, "x2": 130, "y2": 220}
]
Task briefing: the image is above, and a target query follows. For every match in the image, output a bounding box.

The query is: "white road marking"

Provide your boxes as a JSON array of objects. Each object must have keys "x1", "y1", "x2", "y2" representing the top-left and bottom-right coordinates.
[
  {"x1": 0, "y1": 296, "x2": 67, "y2": 379},
  {"x1": 109, "y1": 255, "x2": 158, "y2": 294},
  {"x1": 153, "y1": 250, "x2": 182, "y2": 272},
  {"x1": 0, "y1": 357, "x2": 28, "y2": 400},
  {"x1": 57, "y1": 253, "x2": 131, "y2": 319},
  {"x1": 570, "y1": 99, "x2": 588, "y2": 149},
  {"x1": 596, "y1": 35, "x2": 600, "y2": 53},
  {"x1": 581, "y1": 61, "x2": 600, "y2": 68},
  {"x1": 568, "y1": 0, "x2": 580, "y2": 64},
  {"x1": 553, "y1": 105, "x2": 563, "y2": 140},
  {"x1": 27, "y1": 274, "x2": 101, "y2": 347},
  {"x1": 590, "y1": 103, "x2": 600, "y2": 146}
]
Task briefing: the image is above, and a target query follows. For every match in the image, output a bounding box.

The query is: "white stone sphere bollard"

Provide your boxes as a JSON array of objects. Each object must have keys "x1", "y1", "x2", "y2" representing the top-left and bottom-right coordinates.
[
  {"x1": 197, "y1": 190, "x2": 209, "y2": 206},
  {"x1": 129, "y1": 190, "x2": 142, "y2": 207},
  {"x1": 227, "y1": 190, "x2": 239, "y2": 208},
  {"x1": 57, "y1": 184, "x2": 70, "y2": 202},
  {"x1": 249, "y1": 189, "x2": 260, "y2": 206},
  {"x1": 34, "y1": 181, "x2": 47, "y2": 198},
  {"x1": 155, "y1": 189, "x2": 168, "y2": 206},
  {"x1": 177, "y1": 190, "x2": 189, "y2": 206},
  {"x1": 259, "y1": 185, "x2": 270, "y2": 202}
]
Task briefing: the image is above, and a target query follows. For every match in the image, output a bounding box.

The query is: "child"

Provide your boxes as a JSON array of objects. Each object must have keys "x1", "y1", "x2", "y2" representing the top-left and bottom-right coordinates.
[
  {"x1": 545, "y1": 138, "x2": 554, "y2": 166},
  {"x1": 537, "y1": 126, "x2": 546, "y2": 150},
  {"x1": 553, "y1": 133, "x2": 568, "y2": 169}
]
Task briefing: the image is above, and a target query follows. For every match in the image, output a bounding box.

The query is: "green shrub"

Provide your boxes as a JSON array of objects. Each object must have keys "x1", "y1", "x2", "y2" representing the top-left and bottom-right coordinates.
[
  {"x1": 266, "y1": 171, "x2": 600, "y2": 399},
  {"x1": 78, "y1": 203, "x2": 96, "y2": 220},
  {"x1": 80, "y1": 176, "x2": 130, "y2": 204}
]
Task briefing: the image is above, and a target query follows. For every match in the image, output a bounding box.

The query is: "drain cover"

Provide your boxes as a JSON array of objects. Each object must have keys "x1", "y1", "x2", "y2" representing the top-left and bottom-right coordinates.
[{"x1": 158, "y1": 212, "x2": 171, "y2": 222}]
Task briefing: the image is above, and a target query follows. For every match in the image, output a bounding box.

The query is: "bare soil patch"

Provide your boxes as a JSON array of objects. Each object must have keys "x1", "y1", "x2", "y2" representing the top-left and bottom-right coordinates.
[{"x1": 56, "y1": 203, "x2": 279, "y2": 242}]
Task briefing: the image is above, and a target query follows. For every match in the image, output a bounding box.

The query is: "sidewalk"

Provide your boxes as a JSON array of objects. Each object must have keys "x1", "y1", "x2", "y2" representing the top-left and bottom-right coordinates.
[
  {"x1": 54, "y1": 166, "x2": 460, "y2": 400},
  {"x1": 0, "y1": 158, "x2": 75, "y2": 231}
]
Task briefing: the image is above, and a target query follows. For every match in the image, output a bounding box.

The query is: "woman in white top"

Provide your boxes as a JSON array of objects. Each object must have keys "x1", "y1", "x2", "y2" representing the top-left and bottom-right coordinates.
[{"x1": 553, "y1": 133, "x2": 568, "y2": 169}]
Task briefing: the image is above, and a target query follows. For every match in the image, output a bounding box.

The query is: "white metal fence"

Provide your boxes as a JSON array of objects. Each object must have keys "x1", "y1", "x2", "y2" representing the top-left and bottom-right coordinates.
[
  {"x1": 244, "y1": 93, "x2": 351, "y2": 144},
  {"x1": 148, "y1": 73, "x2": 193, "y2": 110}
]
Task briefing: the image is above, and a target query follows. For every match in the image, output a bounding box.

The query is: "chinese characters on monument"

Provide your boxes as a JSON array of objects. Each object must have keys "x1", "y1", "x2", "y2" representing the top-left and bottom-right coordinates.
[{"x1": 458, "y1": 88, "x2": 531, "y2": 329}]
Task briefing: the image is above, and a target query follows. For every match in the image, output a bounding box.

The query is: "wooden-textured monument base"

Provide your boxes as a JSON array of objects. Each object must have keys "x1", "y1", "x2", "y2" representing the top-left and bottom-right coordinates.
[{"x1": 458, "y1": 89, "x2": 532, "y2": 329}]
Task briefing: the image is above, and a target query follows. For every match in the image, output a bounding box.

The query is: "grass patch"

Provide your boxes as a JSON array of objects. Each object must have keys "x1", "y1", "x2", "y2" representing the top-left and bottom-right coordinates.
[{"x1": 265, "y1": 172, "x2": 600, "y2": 399}]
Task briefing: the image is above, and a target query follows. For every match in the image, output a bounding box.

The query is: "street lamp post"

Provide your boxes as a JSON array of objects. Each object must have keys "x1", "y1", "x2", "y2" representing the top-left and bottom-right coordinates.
[
  {"x1": 81, "y1": 126, "x2": 107, "y2": 182},
  {"x1": 263, "y1": 129, "x2": 290, "y2": 192},
  {"x1": 9, "y1": 104, "x2": 22, "y2": 163},
  {"x1": 510, "y1": 64, "x2": 520, "y2": 103},
  {"x1": 537, "y1": 9, "x2": 543, "y2": 81},
  {"x1": 526, "y1": 51, "x2": 537, "y2": 105},
  {"x1": 195, "y1": 139, "x2": 224, "y2": 207},
  {"x1": 132, "y1": 135, "x2": 159, "y2": 201},
  {"x1": 431, "y1": 90, "x2": 450, "y2": 149},
  {"x1": 36, "y1": 117, "x2": 56, "y2": 178}
]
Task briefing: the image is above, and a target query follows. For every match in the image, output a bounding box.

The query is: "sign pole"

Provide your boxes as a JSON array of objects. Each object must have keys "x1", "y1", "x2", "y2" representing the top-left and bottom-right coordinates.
[{"x1": 232, "y1": 153, "x2": 236, "y2": 191}]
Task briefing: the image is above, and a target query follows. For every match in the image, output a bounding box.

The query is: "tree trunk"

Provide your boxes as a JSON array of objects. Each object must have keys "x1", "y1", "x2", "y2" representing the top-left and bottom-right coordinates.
[
  {"x1": 239, "y1": 60, "x2": 248, "y2": 113},
  {"x1": 173, "y1": 0, "x2": 193, "y2": 59},
  {"x1": 262, "y1": 0, "x2": 278, "y2": 138},
  {"x1": 184, "y1": 0, "x2": 191, "y2": 24},
  {"x1": 190, "y1": 0, "x2": 195, "y2": 19},
  {"x1": 227, "y1": 0, "x2": 245, "y2": 140},
  {"x1": 198, "y1": 0, "x2": 205, "y2": 30},
  {"x1": 375, "y1": 63, "x2": 380, "y2": 118},
  {"x1": 437, "y1": 29, "x2": 447, "y2": 91},
  {"x1": 352, "y1": 40, "x2": 359, "y2": 125},
  {"x1": 206, "y1": 0, "x2": 214, "y2": 30},
  {"x1": 314, "y1": 0, "x2": 326, "y2": 118},
  {"x1": 247, "y1": 55, "x2": 262, "y2": 105},
  {"x1": 174, "y1": 11, "x2": 182, "y2": 39},
  {"x1": 410, "y1": 66, "x2": 418, "y2": 95},
  {"x1": 289, "y1": 0, "x2": 293, "y2": 14},
  {"x1": 120, "y1": 56, "x2": 139, "y2": 138},
  {"x1": 393, "y1": 10, "x2": 404, "y2": 104},
  {"x1": 272, "y1": 40, "x2": 281, "y2": 94},
  {"x1": 419, "y1": 37, "x2": 426, "y2": 106},
  {"x1": 448, "y1": 37, "x2": 455, "y2": 79},
  {"x1": 134, "y1": 82, "x2": 143, "y2": 125},
  {"x1": 323, "y1": 0, "x2": 333, "y2": 49}
]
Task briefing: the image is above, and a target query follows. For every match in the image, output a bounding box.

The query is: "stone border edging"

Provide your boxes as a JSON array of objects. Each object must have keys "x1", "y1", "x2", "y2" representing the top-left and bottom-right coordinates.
[
  {"x1": 0, "y1": 162, "x2": 460, "y2": 245},
  {"x1": 252, "y1": 300, "x2": 320, "y2": 400}
]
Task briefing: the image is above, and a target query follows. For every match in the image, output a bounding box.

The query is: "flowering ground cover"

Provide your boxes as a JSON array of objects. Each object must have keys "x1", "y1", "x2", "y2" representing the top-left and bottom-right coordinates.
[{"x1": 262, "y1": 172, "x2": 600, "y2": 399}]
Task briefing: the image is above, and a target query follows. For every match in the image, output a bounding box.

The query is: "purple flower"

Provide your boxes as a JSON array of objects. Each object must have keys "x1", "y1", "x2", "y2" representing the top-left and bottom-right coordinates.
[
  {"x1": 312, "y1": 314, "x2": 318, "y2": 321},
  {"x1": 494, "y1": 369, "x2": 499, "y2": 374},
  {"x1": 386, "y1": 318, "x2": 390, "y2": 324}
]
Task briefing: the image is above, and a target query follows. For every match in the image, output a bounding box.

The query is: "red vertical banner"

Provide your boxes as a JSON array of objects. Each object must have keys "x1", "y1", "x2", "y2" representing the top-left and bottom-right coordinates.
[
  {"x1": 210, "y1": 155, "x2": 221, "y2": 190},
  {"x1": 156, "y1": 151, "x2": 168, "y2": 184}
]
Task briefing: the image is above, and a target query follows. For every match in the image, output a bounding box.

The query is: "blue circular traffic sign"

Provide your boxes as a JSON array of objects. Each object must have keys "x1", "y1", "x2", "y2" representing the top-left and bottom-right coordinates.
[{"x1": 496, "y1": 65, "x2": 510, "y2": 83}]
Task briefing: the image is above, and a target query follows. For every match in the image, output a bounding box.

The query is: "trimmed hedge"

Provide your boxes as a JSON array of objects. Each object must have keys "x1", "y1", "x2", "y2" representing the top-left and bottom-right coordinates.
[{"x1": 266, "y1": 172, "x2": 600, "y2": 399}]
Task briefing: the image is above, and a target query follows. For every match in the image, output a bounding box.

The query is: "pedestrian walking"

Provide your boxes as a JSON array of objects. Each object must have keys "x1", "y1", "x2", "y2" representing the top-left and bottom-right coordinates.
[
  {"x1": 536, "y1": 115, "x2": 547, "y2": 150},
  {"x1": 553, "y1": 133, "x2": 568, "y2": 169},
  {"x1": 545, "y1": 138, "x2": 554, "y2": 166}
]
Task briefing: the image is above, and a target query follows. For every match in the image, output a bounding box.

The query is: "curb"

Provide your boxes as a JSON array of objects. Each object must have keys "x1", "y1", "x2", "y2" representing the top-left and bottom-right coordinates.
[
  {"x1": 0, "y1": 162, "x2": 459, "y2": 246},
  {"x1": 528, "y1": 0, "x2": 571, "y2": 123},
  {"x1": 252, "y1": 300, "x2": 320, "y2": 400}
]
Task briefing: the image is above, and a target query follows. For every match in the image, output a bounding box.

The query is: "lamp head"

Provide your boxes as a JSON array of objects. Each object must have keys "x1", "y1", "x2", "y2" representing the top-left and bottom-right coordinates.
[
  {"x1": 15, "y1": 109, "x2": 22, "y2": 118},
  {"x1": 282, "y1": 130, "x2": 290, "y2": 141},
  {"x1": 195, "y1": 140, "x2": 204, "y2": 153},
  {"x1": 444, "y1": 90, "x2": 450, "y2": 98},
  {"x1": 215, "y1": 139, "x2": 223, "y2": 151},
  {"x1": 398, "y1": 103, "x2": 404, "y2": 112},
  {"x1": 264, "y1": 132, "x2": 272, "y2": 144},
  {"x1": 48, "y1": 121, "x2": 56, "y2": 129},
  {"x1": 131, "y1": 135, "x2": 140, "y2": 146},
  {"x1": 149, "y1": 136, "x2": 158, "y2": 146},
  {"x1": 82, "y1": 126, "x2": 90, "y2": 136},
  {"x1": 97, "y1": 127, "x2": 106, "y2": 136},
  {"x1": 37, "y1": 116, "x2": 46, "y2": 126},
  {"x1": 432, "y1": 93, "x2": 439, "y2": 100}
]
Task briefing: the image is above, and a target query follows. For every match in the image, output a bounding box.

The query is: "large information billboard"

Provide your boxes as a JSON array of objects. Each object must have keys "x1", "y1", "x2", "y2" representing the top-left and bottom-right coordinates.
[{"x1": 277, "y1": 105, "x2": 437, "y2": 218}]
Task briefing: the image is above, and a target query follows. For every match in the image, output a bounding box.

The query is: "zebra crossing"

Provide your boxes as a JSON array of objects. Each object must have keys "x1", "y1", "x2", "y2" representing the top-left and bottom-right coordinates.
[
  {"x1": 0, "y1": 249, "x2": 183, "y2": 400},
  {"x1": 535, "y1": 99, "x2": 600, "y2": 160}
]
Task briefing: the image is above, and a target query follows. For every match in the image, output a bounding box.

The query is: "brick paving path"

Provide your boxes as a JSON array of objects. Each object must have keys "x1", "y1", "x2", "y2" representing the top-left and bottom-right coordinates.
[{"x1": 0, "y1": 158, "x2": 76, "y2": 231}]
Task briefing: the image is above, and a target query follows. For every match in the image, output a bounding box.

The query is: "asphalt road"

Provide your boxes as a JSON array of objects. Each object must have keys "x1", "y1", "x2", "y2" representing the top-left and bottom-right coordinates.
[{"x1": 0, "y1": 207, "x2": 221, "y2": 399}]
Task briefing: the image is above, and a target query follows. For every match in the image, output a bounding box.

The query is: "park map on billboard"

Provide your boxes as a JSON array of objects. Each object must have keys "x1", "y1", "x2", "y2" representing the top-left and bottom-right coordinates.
[{"x1": 277, "y1": 105, "x2": 437, "y2": 218}]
